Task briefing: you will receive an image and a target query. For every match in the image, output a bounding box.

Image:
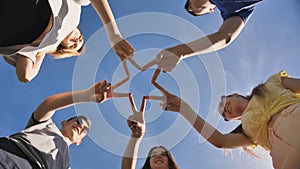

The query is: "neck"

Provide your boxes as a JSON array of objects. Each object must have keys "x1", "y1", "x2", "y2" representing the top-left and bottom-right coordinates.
[
  {"x1": 61, "y1": 130, "x2": 73, "y2": 146},
  {"x1": 240, "y1": 98, "x2": 250, "y2": 115}
]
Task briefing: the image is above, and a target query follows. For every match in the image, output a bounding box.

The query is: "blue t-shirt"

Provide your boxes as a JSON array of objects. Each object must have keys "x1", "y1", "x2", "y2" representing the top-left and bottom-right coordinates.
[{"x1": 210, "y1": 0, "x2": 263, "y2": 23}]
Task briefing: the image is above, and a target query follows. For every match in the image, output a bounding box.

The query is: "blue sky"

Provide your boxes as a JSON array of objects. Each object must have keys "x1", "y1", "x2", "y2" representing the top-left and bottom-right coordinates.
[{"x1": 0, "y1": 0, "x2": 300, "y2": 168}]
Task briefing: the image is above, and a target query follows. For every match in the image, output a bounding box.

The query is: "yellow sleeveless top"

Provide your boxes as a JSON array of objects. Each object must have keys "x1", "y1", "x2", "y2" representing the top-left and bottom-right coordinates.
[{"x1": 241, "y1": 71, "x2": 300, "y2": 150}]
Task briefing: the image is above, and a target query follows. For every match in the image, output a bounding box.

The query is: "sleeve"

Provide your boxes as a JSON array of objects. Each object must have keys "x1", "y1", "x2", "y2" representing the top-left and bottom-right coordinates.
[
  {"x1": 222, "y1": 7, "x2": 254, "y2": 24},
  {"x1": 17, "y1": 51, "x2": 37, "y2": 63},
  {"x1": 25, "y1": 112, "x2": 49, "y2": 128},
  {"x1": 235, "y1": 8, "x2": 254, "y2": 24},
  {"x1": 265, "y1": 70, "x2": 289, "y2": 86},
  {"x1": 73, "y1": 0, "x2": 90, "y2": 6}
]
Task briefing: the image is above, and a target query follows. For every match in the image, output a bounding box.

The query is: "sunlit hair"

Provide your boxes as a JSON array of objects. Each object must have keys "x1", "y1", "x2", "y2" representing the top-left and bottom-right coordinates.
[
  {"x1": 47, "y1": 28, "x2": 85, "y2": 59},
  {"x1": 141, "y1": 146, "x2": 180, "y2": 169},
  {"x1": 67, "y1": 115, "x2": 91, "y2": 129}
]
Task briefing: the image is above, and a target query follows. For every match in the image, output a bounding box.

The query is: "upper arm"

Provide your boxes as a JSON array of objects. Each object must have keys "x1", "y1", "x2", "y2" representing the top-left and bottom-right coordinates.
[
  {"x1": 219, "y1": 133, "x2": 253, "y2": 148},
  {"x1": 15, "y1": 54, "x2": 34, "y2": 82},
  {"x1": 281, "y1": 76, "x2": 300, "y2": 94},
  {"x1": 217, "y1": 16, "x2": 245, "y2": 44},
  {"x1": 208, "y1": 131, "x2": 252, "y2": 149}
]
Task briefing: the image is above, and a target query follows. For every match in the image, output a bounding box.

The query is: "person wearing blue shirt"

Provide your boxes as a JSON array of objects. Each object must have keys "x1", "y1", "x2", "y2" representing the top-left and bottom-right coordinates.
[{"x1": 156, "y1": 0, "x2": 263, "y2": 72}]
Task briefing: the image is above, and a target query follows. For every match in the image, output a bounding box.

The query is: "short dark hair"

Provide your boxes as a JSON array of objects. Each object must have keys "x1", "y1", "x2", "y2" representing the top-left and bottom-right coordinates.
[
  {"x1": 184, "y1": 0, "x2": 200, "y2": 16},
  {"x1": 67, "y1": 115, "x2": 91, "y2": 129}
]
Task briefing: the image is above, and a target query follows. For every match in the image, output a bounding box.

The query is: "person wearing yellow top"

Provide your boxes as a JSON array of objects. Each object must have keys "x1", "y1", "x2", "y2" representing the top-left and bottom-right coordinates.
[{"x1": 158, "y1": 70, "x2": 300, "y2": 169}]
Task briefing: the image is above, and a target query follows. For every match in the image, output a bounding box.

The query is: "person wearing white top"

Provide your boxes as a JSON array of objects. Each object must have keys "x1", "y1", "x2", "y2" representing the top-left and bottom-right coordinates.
[{"x1": 0, "y1": 0, "x2": 134, "y2": 82}]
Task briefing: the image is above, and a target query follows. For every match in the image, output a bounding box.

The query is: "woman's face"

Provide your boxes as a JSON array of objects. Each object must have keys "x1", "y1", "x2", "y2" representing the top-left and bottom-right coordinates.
[
  {"x1": 61, "y1": 28, "x2": 84, "y2": 52},
  {"x1": 149, "y1": 147, "x2": 169, "y2": 169},
  {"x1": 221, "y1": 94, "x2": 247, "y2": 121}
]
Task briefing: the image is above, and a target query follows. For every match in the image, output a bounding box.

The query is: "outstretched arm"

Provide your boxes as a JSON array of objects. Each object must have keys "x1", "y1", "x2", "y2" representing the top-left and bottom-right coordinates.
[
  {"x1": 151, "y1": 69, "x2": 252, "y2": 148},
  {"x1": 162, "y1": 92, "x2": 252, "y2": 148},
  {"x1": 14, "y1": 52, "x2": 45, "y2": 82},
  {"x1": 156, "y1": 16, "x2": 244, "y2": 72},
  {"x1": 90, "y1": 0, "x2": 134, "y2": 60},
  {"x1": 122, "y1": 95, "x2": 147, "y2": 169},
  {"x1": 33, "y1": 80, "x2": 112, "y2": 122}
]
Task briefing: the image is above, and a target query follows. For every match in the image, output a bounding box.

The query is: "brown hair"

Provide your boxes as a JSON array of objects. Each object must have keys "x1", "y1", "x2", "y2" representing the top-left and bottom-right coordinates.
[{"x1": 141, "y1": 146, "x2": 180, "y2": 169}]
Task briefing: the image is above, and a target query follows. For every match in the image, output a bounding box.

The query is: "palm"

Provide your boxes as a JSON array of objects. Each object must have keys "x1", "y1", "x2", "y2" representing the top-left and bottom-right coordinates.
[{"x1": 127, "y1": 95, "x2": 147, "y2": 138}]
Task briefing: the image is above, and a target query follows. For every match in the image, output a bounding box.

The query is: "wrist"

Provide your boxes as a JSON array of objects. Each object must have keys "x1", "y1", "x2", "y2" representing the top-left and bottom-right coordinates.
[
  {"x1": 169, "y1": 44, "x2": 193, "y2": 59},
  {"x1": 109, "y1": 34, "x2": 123, "y2": 46},
  {"x1": 178, "y1": 101, "x2": 192, "y2": 114},
  {"x1": 73, "y1": 89, "x2": 90, "y2": 103},
  {"x1": 131, "y1": 133, "x2": 144, "y2": 139}
]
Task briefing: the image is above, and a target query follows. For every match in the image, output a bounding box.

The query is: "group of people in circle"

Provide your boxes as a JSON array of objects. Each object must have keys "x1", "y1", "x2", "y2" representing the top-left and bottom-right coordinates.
[{"x1": 0, "y1": 0, "x2": 299, "y2": 169}]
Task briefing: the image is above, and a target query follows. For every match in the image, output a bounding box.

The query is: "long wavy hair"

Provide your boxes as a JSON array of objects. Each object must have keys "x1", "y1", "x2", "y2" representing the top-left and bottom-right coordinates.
[{"x1": 141, "y1": 146, "x2": 180, "y2": 169}]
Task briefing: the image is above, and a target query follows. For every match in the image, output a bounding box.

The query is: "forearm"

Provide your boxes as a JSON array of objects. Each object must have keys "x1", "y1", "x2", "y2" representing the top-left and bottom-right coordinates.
[
  {"x1": 34, "y1": 89, "x2": 90, "y2": 122},
  {"x1": 173, "y1": 16, "x2": 244, "y2": 59},
  {"x1": 179, "y1": 103, "x2": 226, "y2": 148},
  {"x1": 169, "y1": 31, "x2": 233, "y2": 60},
  {"x1": 90, "y1": 0, "x2": 122, "y2": 43},
  {"x1": 122, "y1": 136, "x2": 143, "y2": 169}
]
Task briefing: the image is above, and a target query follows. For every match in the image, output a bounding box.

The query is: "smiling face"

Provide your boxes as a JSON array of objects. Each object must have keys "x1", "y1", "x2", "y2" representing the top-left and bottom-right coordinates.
[
  {"x1": 218, "y1": 94, "x2": 249, "y2": 121},
  {"x1": 60, "y1": 116, "x2": 91, "y2": 146},
  {"x1": 60, "y1": 28, "x2": 84, "y2": 52},
  {"x1": 149, "y1": 147, "x2": 169, "y2": 169}
]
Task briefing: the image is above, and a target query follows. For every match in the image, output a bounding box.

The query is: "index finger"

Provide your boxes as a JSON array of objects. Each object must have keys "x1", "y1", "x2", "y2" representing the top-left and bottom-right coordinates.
[
  {"x1": 140, "y1": 96, "x2": 148, "y2": 112},
  {"x1": 128, "y1": 94, "x2": 137, "y2": 113},
  {"x1": 151, "y1": 69, "x2": 167, "y2": 95}
]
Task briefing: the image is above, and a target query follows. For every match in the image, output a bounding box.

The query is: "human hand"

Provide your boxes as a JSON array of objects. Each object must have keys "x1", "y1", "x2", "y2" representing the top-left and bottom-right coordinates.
[
  {"x1": 112, "y1": 38, "x2": 135, "y2": 61},
  {"x1": 127, "y1": 94, "x2": 147, "y2": 138},
  {"x1": 88, "y1": 80, "x2": 112, "y2": 103},
  {"x1": 156, "y1": 48, "x2": 182, "y2": 72},
  {"x1": 159, "y1": 90, "x2": 184, "y2": 113}
]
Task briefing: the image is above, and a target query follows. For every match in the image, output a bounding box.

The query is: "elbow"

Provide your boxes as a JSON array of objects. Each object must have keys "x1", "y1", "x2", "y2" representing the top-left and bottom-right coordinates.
[
  {"x1": 211, "y1": 142, "x2": 224, "y2": 149},
  {"x1": 223, "y1": 32, "x2": 234, "y2": 45},
  {"x1": 17, "y1": 73, "x2": 34, "y2": 82},
  {"x1": 213, "y1": 31, "x2": 236, "y2": 49},
  {"x1": 208, "y1": 137, "x2": 227, "y2": 149}
]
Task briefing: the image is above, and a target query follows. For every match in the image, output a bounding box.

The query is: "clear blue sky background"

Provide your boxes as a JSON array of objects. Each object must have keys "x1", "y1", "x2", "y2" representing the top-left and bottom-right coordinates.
[{"x1": 0, "y1": 0, "x2": 300, "y2": 168}]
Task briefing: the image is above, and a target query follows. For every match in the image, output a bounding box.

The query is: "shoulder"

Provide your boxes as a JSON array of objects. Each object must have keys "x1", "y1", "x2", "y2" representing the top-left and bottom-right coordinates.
[{"x1": 265, "y1": 70, "x2": 289, "y2": 86}]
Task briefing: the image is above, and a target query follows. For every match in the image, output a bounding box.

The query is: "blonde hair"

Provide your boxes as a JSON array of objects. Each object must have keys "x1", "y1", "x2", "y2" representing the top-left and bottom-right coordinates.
[
  {"x1": 47, "y1": 27, "x2": 85, "y2": 59},
  {"x1": 47, "y1": 43, "x2": 85, "y2": 59}
]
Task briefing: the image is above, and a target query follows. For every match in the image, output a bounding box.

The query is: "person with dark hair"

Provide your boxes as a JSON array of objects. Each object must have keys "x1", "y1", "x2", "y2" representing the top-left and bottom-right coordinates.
[
  {"x1": 159, "y1": 70, "x2": 300, "y2": 169},
  {"x1": 156, "y1": 0, "x2": 263, "y2": 72},
  {"x1": 122, "y1": 95, "x2": 180, "y2": 169},
  {"x1": 0, "y1": 0, "x2": 134, "y2": 82},
  {"x1": 0, "y1": 80, "x2": 112, "y2": 168}
]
